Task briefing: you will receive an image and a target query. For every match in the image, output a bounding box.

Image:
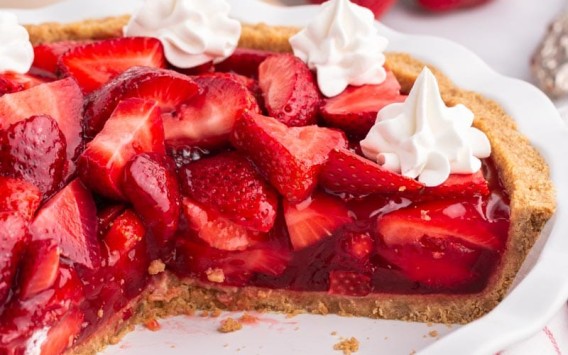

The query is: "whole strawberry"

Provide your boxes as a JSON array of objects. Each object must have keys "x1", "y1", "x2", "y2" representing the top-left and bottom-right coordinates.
[
  {"x1": 417, "y1": 0, "x2": 492, "y2": 11},
  {"x1": 308, "y1": 0, "x2": 397, "y2": 19}
]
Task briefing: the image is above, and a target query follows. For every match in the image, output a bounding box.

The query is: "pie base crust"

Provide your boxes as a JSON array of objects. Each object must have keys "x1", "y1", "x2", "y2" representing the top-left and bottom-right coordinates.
[{"x1": 21, "y1": 16, "x2": 556, "y2": 354}]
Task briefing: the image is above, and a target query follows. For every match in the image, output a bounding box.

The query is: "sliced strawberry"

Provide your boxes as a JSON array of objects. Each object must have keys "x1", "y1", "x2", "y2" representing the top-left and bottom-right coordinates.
[
  {"x1": 0, "y1": 114, "x2": 67, "y2": 198},
  {"x1": 419, "y1": 171, "x2": 490, "y2": 200},
  {"x1": 174, "y1": 237, "x2": 290, "y2": 286},
  {"x1": 39, "y1": 308, "x2": 84, "y2": 355},
  {"x1": 328, "y1": 271, "x2": 371, "y2": 296},
  {"x1": 215, "y1": 48, "x2": 273, "y2": 78},
  {"x1": 378, "y1": 243, "x2": 479, "y2": 288},
  {"x1": 19, "y1": 239, "x2": 60, "y2": 300},
  {"x1": 320, "y1": 148, "x2": 424, "y2": 197},
  {"x1": 0, "y1": 265, "x2": 84, "y2": 351},
  {"x1": 283, "y1": 192, "x2": 352, "y2": 250},
  {"x1": 182, "y1": 198, "x2": 264, "y2": 251},
  {"x1": 377, "y1": 199, "x2": 507, "y2": 251},
  {"x1": 0, "y1": 176, "x2": 42, "y2": 220},
  {"x1": 340, "y1": 232, "x2": 374, "y2": 260},
  {"x1": 103, "y1": 209, "x2": 146, "y2": 259},
  {"x1": 164, "y1": 73, "x2": 259, "y2": 149},
  {"x1": 84, "y1": 66, "x2": 200, "y2": 138},
  {"x1": 258, "y1": 53, "x2": 320, "y2": 126},
  {"x1": 231, "y1": 112, "x2": 347, "y2": 202},
  {"x1": 59, "y1": 37, "x2": 166, "y2": 93},
  {"x1": 96, "y1": 204, "x2": 127, "y2": 238},
  {"x1": 122, "y1": 153, "x2": 180, "y2": 248},
  {"x1": 32, "y1": 40, "x2": 86, "y2": 76},
  {"x1": 0, "y1": 212, "x2": 30, "y2": 305},
  {"x1": 31, "y1": 179, "x2": 100, "y2": 269},
  {"x1": 0, "y1": 77, "x2": 84, "y2": 166},
  {"x1": 78, "y1": 98, "x2": 165, "y2": 199},
  {"x1": 0, "y1": 72, "x2": 48, "y2": 96},
  {"x1": 179, "y1": 152, "x2": 278, "y2": 232},
  {"x1": 320, "y1": 72, "x2": 406, "y2": 138}
]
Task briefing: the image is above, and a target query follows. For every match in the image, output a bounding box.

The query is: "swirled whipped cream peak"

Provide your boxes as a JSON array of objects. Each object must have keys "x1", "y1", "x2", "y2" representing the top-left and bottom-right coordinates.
[
  {"x1": 289, "y1": 0, "x2": 388, "y2": 98},
  {"x1": 123, "y1": 0, "x2": 241, "y2": 68},
  {"x1": 0, "y1": 11, "x2": 34, "y2": 74},
  {"x1": 360, "y1": 67, "x2": 491, "y2": 187}
]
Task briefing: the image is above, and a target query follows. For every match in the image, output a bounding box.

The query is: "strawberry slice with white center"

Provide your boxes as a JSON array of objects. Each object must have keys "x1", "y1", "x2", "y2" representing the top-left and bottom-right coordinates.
[
  {"x1": 0, "y1": 72, "x2": 48, "y2": 96},
  {"x1": 320, "y1": 148, "x2": 424, "y2": 197},
  {"x1": 377, "y1": 199, "x2": 506, "y2": 251},
  {"x1": 283, "y1": 192, "x2": 352, "y2": 250},
  {"x1": 164, "y1": 73, "x2": 259, "y2": 150},
  {"x1": 179, "y1": 151, "x2": 278, "y2": 233},
  {"x1": 328, "y1": 271, "x2": 372, "y2": 297},
  {"x1": 0, "y1": 176, "x2": 42, "y2": 221},
  {"x1": 31, "y1": 179, "x2": 100, "y2": 269},
  {"x1": 19, "y1": 239, "x2": 60, "y2": 300},
  {"x1": 320, "y1": 71, "x2": 406, "y2": 138},
  {"x1": 258, "y1": 53, "x2": 321, "y2": 127},
  {"x1": 78, "y1": 98, "x2": 166, "y2": 199},
  {"x1": 0, "y1": 212, "x2": 30, "y2": 305},
  {"x1": 0, "y1": 77, "x2": 84, "y2": 166},
  {"x1": 39, "y1": 308, "x2": 84, "y2": 355},
  {"x1": 32, "y1": 40, "x2": 85, "y2": 76},
  {"x1": 84, "y1": 66, "x2": 200, "y2": 138},
  {"x1": 0, "y1": 114, "x2": 68, "y2": 198},
  {"x1": 231, "y1": 112, "x2": 347, "y2": 202},
  {"x1": 59, "y1": 37, "x2": 166, "y2": 93},
  {"x1": 182, "y1": 198, "x2": 264, "y2": 251}
]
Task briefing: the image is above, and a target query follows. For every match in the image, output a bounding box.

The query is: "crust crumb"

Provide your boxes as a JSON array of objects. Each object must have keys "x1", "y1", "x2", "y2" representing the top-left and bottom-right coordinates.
[
  {"x1": 97, "y1": 308, "x2": 104, "y2": 318},
  {"x1": 286, "y1": 309, "x2": 302, "y2": 318},
  {"x1": 428, "y1": 330, "x2": 439, "y2": 338},
  {"x1": 210, "y1": 308, "x2": 222, "y2": 318},
  {"x1": 239, "y1": 313, "x2": 258, "y2": 324},
  {"x1": 144, "y1": 319, "x2": 161, "y2": 332},
  {"x1": 206, "y1": 267, "x2": 225, "y2": 283},
  {"x1": 218, "y1": 317, "x2": 243, "y2": 333},
  {"x1": 148, "y1": 259, "x2": 166, "y2": 275},
  {"x1": 331, "y1": 331, "x2": 338, "y2": 336},
  {"x1": 333, "y1": 337, "x2": 359, "y2": 355}
]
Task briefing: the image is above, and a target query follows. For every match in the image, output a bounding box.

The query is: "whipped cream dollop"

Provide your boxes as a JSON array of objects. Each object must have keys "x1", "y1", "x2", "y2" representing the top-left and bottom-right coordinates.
[
  {"x1": 289, "y1": 0, "x2": 388, "y2": 98},
  {"x1": 0, "y1": 12, "x2": 34, "y2": 74},
  {"x1": 360, "y1": 67, "x2": 491, "y2": 187},
  {"x1": 123, "y1": 0, "x2": 241, "y2": 68}
]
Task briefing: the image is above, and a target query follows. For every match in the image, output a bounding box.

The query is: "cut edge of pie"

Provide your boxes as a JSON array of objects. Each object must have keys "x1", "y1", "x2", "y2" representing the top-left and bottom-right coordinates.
[{"x1": 20, "y1": 16, "x2": 556, "y2": 355}]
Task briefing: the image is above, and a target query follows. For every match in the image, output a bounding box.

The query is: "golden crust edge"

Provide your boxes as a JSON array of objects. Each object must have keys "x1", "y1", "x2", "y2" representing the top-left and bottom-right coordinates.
[{"x1": 25, "y1": 14, "x2": 556, "y2": 351}]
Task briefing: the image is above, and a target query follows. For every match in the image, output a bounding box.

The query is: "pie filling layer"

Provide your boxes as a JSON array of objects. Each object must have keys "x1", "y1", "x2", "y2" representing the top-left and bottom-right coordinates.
[{"x1": 1, "y1": 35, "x2": 512, "y2": 354}]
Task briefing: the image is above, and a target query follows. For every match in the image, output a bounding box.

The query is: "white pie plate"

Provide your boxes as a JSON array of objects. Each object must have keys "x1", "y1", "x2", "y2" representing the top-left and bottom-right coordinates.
[{"x1": 10, "y1": 0, "x2": 568, "y2": 354}]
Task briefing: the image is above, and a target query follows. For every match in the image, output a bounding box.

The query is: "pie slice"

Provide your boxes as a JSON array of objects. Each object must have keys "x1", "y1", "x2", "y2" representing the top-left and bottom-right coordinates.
[{"x1": 0, "y1": 10, "x2": 555, "y2": 355}]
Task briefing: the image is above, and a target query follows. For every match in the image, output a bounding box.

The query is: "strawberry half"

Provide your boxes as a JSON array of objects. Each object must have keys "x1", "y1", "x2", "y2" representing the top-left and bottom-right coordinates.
[
  {"x1": 320, "y1": 148, "x2": 424, "y2": 197},
  {"x1": 179, "y1": 151, "x2": 278, "y2": 233},
  {"x1": 377, "y1": 199, "x2": 507, "y2": 251},
  {"x1": 328, "y1": 271, "x2": 372, "y2": 297},
  {"x1": 174, "y1": 237, "x2": 290, "y2": 286},
  {"x1": 0, "y1": 72, "x2": 48, "y2": 96},
  {"x1": 31, "y1": 179, "x2": 100, "y2": 269},
  {"x1": 122, "y1": 153, "x2": 180, "y2": 249},
  {"x1": 78, "y1": 98, "x2": 165, "y2": 200},
  {"x1": 59, "y1": 37, "x2": 166, "y2": 93},
  {"x1": 231, "y1": 112, "x2": 347, "y2": 202},
  {"x1": 0, "y1": 114, "x2": 68, "y2": 198},
  {"x1": 258, "y1": 53, "x2": 320, "y2": 126},
  {"x1": 39, "y1": 308, "x2": 84, "y2": 355},
  {"x1": 84, "y1": 66, "x2": 200, "y2": 138},
  {"x1": 0, "y1": 176, "x2": 42, "y2": 221},
  {"x1": 18, "y1": 239, "x2": 60, "y2": 300},
  {"x1": 0, "y1": 212, "x2": 30, "y2": 305},
  {"x1": 32, "y1": 40, "x2": 85, "y2": 77},
  {"x1": 283, "y1": 192, "x2": 352, "y2": 250},
  {"x1": 215, "y1": 48, "x2": 273, "y2": 78},
  {"x1": 419, "y1": 170, "x2": 490, "y2": 200},
  {"x1": 320, "y1": 72, "x2": 406, "y2": 138},
  {"x1": 163, "y1": 73, "x2": 259, "y2": 150},
  {"x1": 0, "y1": 77, "x2": 84, "y2": 166},
  {"x1": 182, "y1": 198, "x2": 264, "y2": 251}
]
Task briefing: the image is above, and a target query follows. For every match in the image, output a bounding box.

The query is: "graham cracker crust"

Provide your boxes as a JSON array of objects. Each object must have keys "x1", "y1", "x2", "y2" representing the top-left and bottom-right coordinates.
[{"x1": 22, "y1": 14, "x2": 556, "y2": 353}]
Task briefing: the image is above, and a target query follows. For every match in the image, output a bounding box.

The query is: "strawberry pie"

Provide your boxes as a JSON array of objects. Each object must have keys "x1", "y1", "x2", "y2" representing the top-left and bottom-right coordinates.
[{"x1": 0, "y1": 0, "x2": 555, "y2": 354}]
